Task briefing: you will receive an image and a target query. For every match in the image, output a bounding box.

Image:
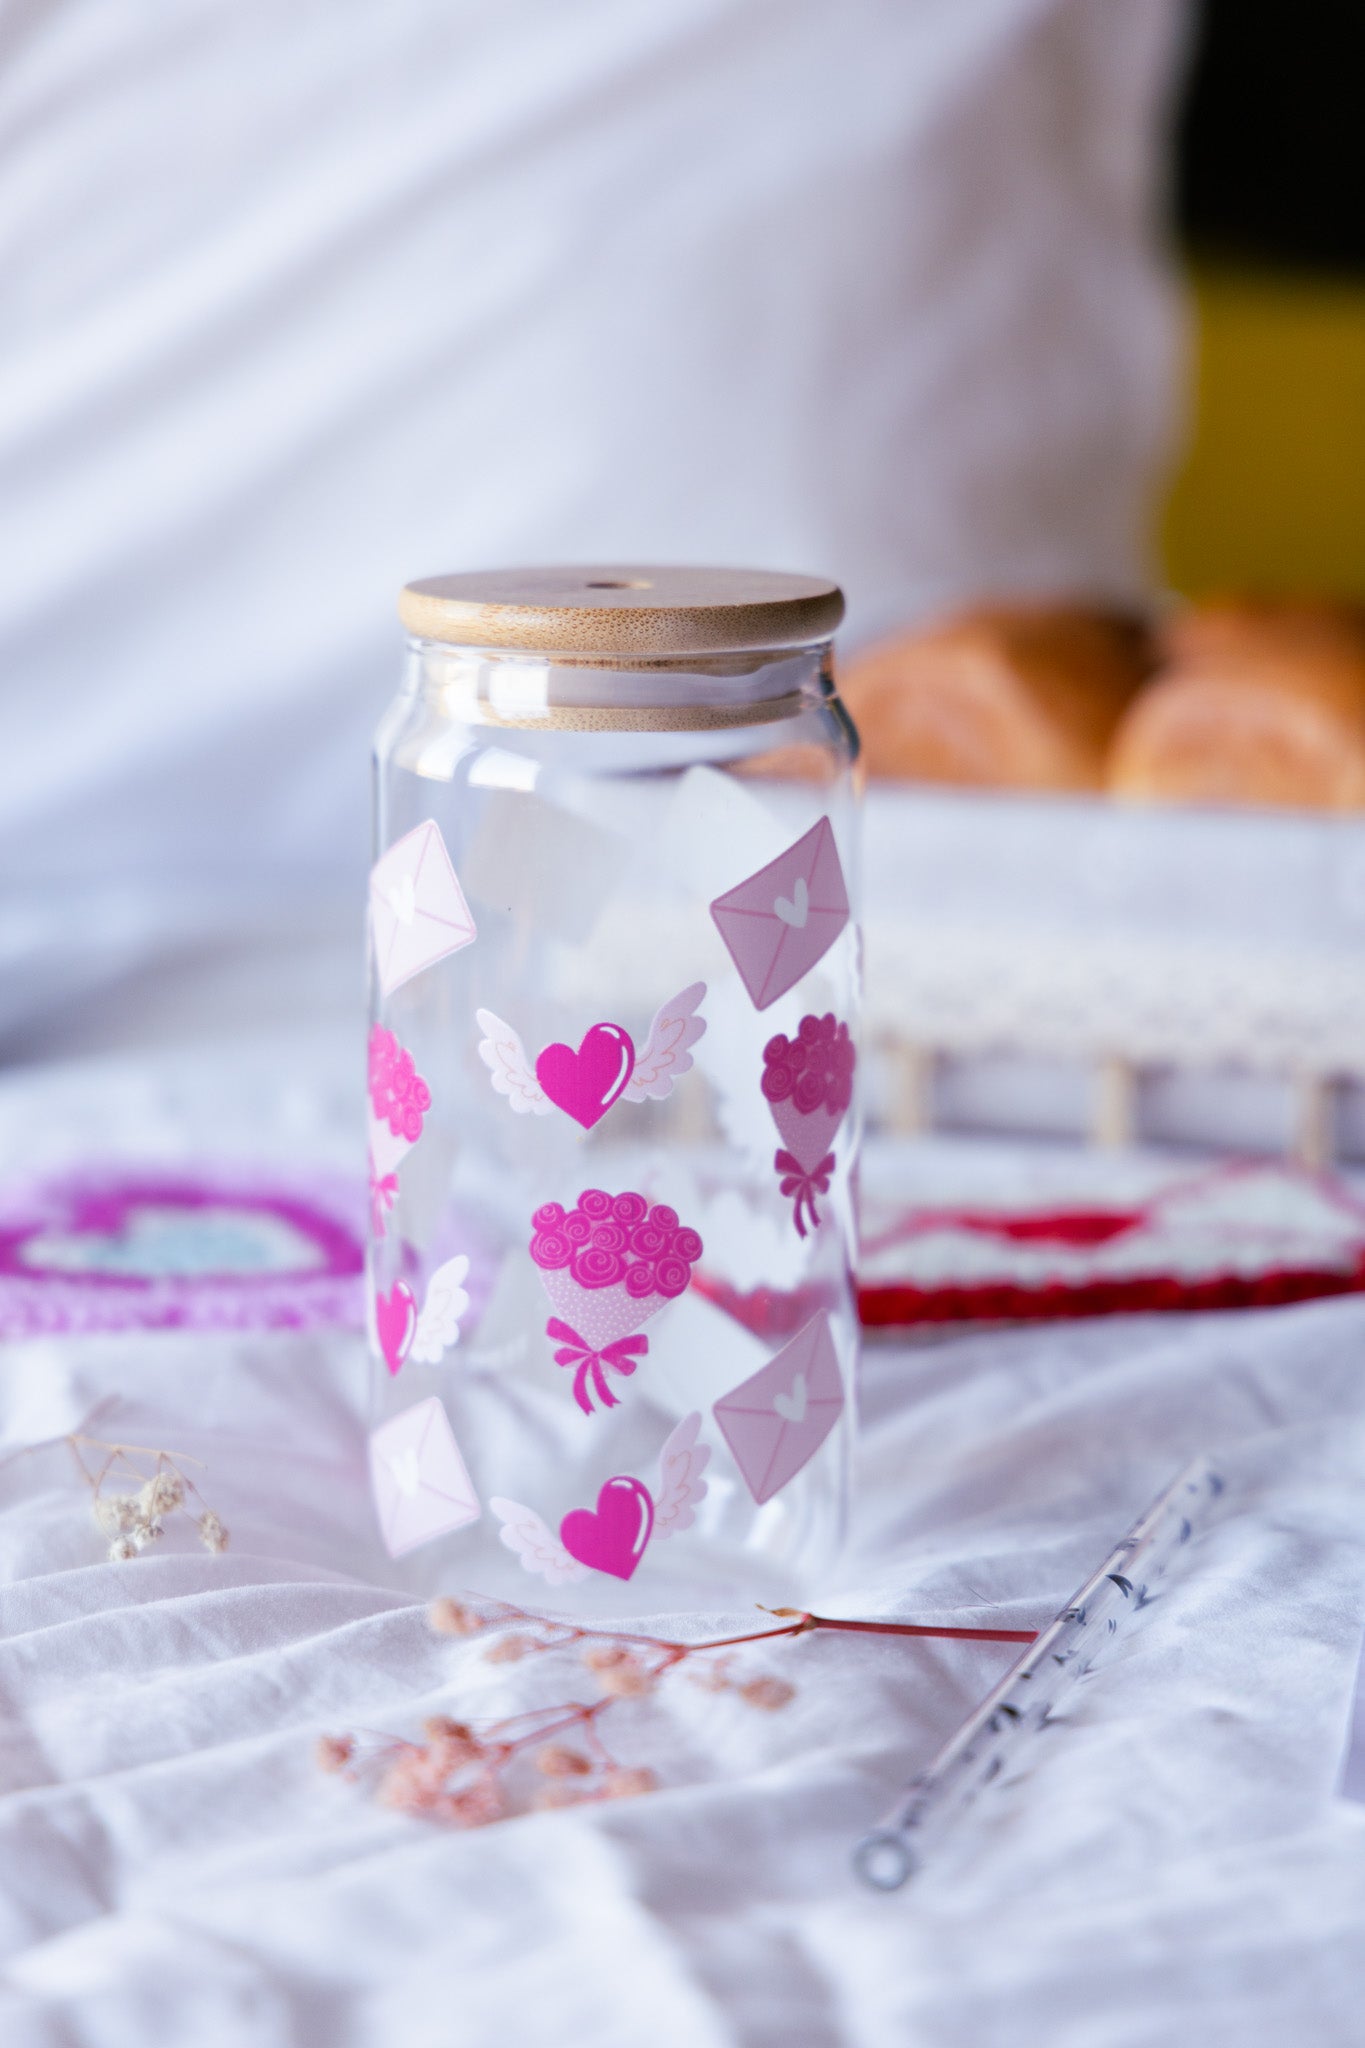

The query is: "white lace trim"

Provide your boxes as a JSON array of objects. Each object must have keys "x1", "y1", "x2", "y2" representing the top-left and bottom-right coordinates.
[
  {"x1": 863, "y1": 921, "x2": 1365, "y2": 1077},
  {"x1": 861, "y1": 789, "x2": 1365, "y2": 1081}
]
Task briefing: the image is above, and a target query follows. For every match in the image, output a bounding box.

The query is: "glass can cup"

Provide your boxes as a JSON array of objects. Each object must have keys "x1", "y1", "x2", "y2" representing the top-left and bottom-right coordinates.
[{"x1": 367, "y1": 566, "x2": 860, "y2": 1615}]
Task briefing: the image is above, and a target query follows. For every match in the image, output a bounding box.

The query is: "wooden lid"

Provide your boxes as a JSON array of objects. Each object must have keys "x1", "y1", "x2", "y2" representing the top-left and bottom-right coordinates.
[{"x1": 398, "y1": 564, "x2": 844, "y2": 658}]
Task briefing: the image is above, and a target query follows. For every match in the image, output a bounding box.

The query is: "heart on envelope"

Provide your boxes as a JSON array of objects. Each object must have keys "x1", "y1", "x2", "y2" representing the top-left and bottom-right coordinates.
[
  {"x1": 370, "y1": 820, "x2": 477, "y2": 998},
  {"x1": 711, "y1": 1311, "x2": 845, "y2": 1504},
  {"x1": 709, "y1": 816, "x2": 850, "y2": 1011}
]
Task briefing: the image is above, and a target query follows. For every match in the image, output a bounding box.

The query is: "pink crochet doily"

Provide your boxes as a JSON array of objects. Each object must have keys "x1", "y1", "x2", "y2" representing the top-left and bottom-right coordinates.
[{"x1": 0, "y1": 1164, "x2": 367, "y2": 1337}]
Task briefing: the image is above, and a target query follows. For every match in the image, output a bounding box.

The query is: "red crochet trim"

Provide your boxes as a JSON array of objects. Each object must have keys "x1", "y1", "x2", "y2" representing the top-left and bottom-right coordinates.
[
  {"x1": 857, "y1": 1257, "x2": 1365, "y2": 1329},
  {"x1": 700, "y1": 1161, "x2": 1365, "y2": 1335}
]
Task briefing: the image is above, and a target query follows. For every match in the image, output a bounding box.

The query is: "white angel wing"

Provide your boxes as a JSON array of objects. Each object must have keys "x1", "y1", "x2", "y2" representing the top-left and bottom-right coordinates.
[
  {"x1": 408, "y1": 1255, "x2": 471, "y2": 1363},
  {"x1": 476, "y1": 1009, "x2": 550, "y2": 1115},
  {"x1": 489, "y1": 1497, "x2": 589, "y2": 1584},
  {"x1": 622, "y1": 982, "x2": 707, "y2": 1103},
  {"x1": 653, "y1": 1411, "x2": 710, "y2": 1539}
]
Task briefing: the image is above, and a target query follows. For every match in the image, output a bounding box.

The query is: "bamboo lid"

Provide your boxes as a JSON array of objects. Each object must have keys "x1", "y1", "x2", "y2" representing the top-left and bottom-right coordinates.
[{"x1": 398, "y1": 564, "x2": 844, "y2": 658}]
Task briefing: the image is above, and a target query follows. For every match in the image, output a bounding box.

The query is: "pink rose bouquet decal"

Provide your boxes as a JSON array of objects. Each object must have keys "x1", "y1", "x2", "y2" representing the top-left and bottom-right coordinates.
[
  {"x1": 762, "y1": 1013, "x2": 855, "y2": 1236},
  {"x1": 369, "y1": 1026, "x2": 432, "y2": 1142},
  {"x1": 530, "y1": 1188, "x2": 703, "y2": 1415},
  {"x1": 367, "y1": 1025, "x2": 432, "y2": 1234}
]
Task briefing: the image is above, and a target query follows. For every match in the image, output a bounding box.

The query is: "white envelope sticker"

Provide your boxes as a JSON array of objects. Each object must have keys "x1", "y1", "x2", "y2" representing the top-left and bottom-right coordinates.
[
  {"x1": 369, "y1": 820, "x2": 477, "y2": 997},
  {"x1": 369, "y1": 1396, "x2": 480, "y2": 1557}
]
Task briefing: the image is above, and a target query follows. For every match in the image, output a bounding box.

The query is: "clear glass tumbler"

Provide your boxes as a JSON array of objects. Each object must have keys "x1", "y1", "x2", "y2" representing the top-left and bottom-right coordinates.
[{"x1": 366, "y1": 566, "x2": 860, "y2": 1615}]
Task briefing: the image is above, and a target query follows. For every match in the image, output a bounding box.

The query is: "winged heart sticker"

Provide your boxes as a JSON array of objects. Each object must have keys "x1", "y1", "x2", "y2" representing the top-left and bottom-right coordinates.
[
  {"x1": 476, "y1": 984, "x2": 706, "y2": 1131},
  {"x1": 371, "y1": 1254, "x2": 471, "y2": 1376},
  {"x1": 490, "y1": 1412, "x2": 710, "y2": 1584}
]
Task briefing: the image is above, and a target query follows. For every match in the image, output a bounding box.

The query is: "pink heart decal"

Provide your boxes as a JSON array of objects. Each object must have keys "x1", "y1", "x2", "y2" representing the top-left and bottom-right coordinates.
[
  {"x1": 375, "y1": 1280, "x2": 417, "y2": 1375},
  {"x1": 535, "y1": 1024, "x2": 636, "y2": 1130},
  {"x1": 559, "y1": 1475, "x2": 655, "y2": 1580}
]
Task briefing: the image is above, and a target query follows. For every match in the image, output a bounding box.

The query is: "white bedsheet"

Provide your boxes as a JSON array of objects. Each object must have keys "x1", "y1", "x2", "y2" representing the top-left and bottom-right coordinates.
[{"x1": 3, "y1": 1032, "x2": 1365, "y2": 2045}]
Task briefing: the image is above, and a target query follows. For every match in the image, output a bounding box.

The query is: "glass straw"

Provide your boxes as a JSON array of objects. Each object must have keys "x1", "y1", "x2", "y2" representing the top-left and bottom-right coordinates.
[{"x1": 854, "y1": 1455, "x2": 1222, "y2": 1891}]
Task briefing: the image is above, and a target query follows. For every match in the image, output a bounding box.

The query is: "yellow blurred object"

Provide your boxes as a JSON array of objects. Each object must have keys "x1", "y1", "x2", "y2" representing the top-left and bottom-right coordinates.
[{"x1": 1162, "y1": 269, "x2": 1365, "y2": 599}]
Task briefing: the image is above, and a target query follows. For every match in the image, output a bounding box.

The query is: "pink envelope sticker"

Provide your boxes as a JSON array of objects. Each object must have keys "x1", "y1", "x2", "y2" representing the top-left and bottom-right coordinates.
[
  {"x1": 709, "y1": 817, "x2": 850, "y2": 1011},
  {"x1": 711, "y1": 1312, "x2": 845, "y2": 1505},
  {"x1": 369, "y1": 1396, "x2": 481, "y2": 1557},
  {"x1": 370, "y1": 820, "x2": 477, "y2": 998}
]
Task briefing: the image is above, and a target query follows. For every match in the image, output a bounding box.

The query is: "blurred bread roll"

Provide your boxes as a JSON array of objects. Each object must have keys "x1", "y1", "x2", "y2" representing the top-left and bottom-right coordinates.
[
  {"x1": 1159, "y1": 596, "x2": 1365, "y2": 670},
  {"x1": 841, "y1": 606, "x2": 1149, "y2": 791},
  {"x1": 1109, "y1": 600, "x2": 1365, "y2": 811}
]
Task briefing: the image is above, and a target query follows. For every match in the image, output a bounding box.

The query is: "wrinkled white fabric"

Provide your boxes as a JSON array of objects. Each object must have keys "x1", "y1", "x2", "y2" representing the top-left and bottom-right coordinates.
[
  {"x1": 0, "y1": 0, "x2": 1185, "y2": 1048},
  {"x1": 3, "y1": 1027, "x2": 1365, "y2": 2045}
]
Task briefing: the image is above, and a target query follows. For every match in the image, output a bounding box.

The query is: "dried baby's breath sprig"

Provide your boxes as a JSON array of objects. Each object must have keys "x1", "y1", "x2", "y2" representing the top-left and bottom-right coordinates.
[
  {"x1": 738, "y1": 1675, "x2": 797, "y2": 1711},
  {"x1": 429, "y1": 1596, "x2": 484, "y2": 1638},
  {"x1": 66, "y1": 1435, "x2": 230, "y2": 1563},
  {"x1": 315, "y1": 1735, "x2": 354, "y2": 1774},
  {"x1": 317, "y1": 1597, "x2": 805, "y2": 1827},
  {"x1": 318, "y1": 1600, "x2": 854, "y2": 1827},
  {"x1": 318, "y1": 1597, "x2": 1039, "y2": 1830}
]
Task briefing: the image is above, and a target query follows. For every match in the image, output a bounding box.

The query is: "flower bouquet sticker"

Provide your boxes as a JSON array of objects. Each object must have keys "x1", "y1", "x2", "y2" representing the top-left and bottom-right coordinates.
[
  {"x1": 476, "y1": 984, "x2": 706, "y2": 1130},
  {"x1": 762, "y1": 1013, "x2": 856, "y2": 1236},
  {"x1": 530, "y1": 1189, "x2": 703, "y2": 1414},
  {"x1": 709, "y1": 817, "x2": 849, "y2": 1011},
  {"x1": 712, "y1": 1313, "x2": 844, "y2": 1504},
  {"x1": 491, "y1": 1413, "x2": 709, "y2": 1584},
  {"x1": 369, "y1": 819, "x2": 476, "y2": 998},
  {"x1": 367, "y1": 1024, "x2": 431, "y2": 1234}
]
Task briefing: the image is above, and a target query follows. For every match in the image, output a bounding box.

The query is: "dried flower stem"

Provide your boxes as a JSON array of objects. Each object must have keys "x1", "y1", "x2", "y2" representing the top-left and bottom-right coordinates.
[
  {"x1": 67, "y1": 1435, "x2": 206, "y2": 1467},
  {"x1": 437, "y1": 1598, "x2": 1035, "y2": 1660},
  {"x1": 321, "y1": 1595, "x2": 1036, "y2": 1829},
  {"x1": 762, "y1": 1608, "x2": 1038, "y2": 1645}
]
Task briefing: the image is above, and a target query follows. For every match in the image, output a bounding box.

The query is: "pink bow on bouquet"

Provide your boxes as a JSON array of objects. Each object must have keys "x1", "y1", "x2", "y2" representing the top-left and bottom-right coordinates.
[
  {"x1": 369, "y1": 1171, "x2": 399, "y2": 1235},
  {"x1": 547, "y1": 1317, "x2": 650, "y2": 1416},
  {"x1": 775, "y1": 1149, "x2": 835, "y2": 1238}
]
